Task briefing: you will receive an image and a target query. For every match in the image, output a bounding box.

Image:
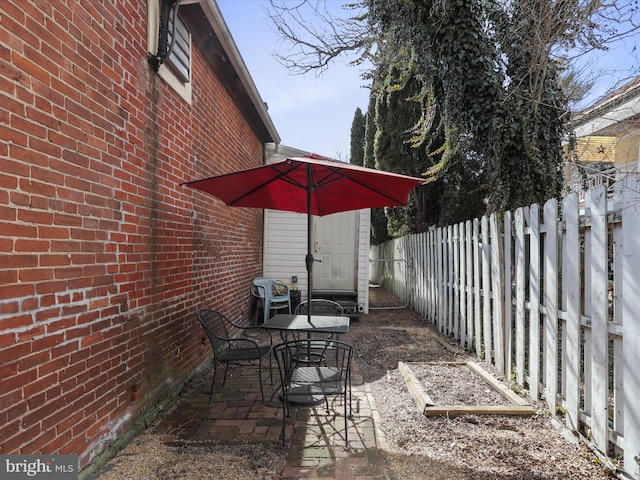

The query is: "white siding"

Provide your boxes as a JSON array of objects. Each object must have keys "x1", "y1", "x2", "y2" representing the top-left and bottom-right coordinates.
[
  {"x1": 263, "y1": 207, "x2": 370, "y2": 311},
  {"x1": 263, "y1": 209, "x2": 308, "y2": 295}
]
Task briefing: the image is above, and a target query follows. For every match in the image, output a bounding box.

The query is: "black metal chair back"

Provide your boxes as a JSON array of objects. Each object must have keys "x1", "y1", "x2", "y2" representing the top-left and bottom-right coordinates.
[
  {"x1": 197, "y1": 309, "x2": 273, "y2": 403},
  {"x1": 295, "y1": 299, "x2": 344, "y2": 316}
]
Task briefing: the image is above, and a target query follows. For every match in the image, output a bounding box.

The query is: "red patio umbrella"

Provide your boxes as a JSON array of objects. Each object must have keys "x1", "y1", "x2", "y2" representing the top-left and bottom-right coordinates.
[{"x1": 182, "y1": 154, "x2": 424, "y2": 320}]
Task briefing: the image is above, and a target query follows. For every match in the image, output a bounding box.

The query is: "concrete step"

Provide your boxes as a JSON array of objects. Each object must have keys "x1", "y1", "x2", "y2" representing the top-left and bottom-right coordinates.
[{"x1": 310, "y1": 290, "x2": 359, "y2": 320}]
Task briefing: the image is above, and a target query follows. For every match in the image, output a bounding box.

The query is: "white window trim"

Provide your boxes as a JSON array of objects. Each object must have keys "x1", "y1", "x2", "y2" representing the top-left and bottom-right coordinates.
[{"x1": 147, "y1": 0, "x2": 192, "y2": 104}]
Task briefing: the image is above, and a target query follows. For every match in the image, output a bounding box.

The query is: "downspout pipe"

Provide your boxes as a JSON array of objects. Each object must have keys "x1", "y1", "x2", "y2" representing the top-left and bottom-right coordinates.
[{"x1": 149, "y1": 0, "x2": 181, "y2": 72}]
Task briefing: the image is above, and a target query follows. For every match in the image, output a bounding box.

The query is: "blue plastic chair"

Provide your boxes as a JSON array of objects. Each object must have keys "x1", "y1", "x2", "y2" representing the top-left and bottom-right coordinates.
[{"x1": 251, "y1": 278, "x2": 291, "y2": 324}]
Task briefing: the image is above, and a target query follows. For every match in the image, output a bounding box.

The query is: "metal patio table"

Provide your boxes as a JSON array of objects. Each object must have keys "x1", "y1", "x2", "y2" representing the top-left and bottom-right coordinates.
[{"x1": 262, "y1": 314, "x2": 350, "y2": 336}]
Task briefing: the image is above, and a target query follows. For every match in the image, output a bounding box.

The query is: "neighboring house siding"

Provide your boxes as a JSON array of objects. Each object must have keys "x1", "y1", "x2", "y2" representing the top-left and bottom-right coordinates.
[
  {"x1": 617, "y1": 132, "x2": 640, "y2": 165},
  {"x1": 569, "y1": 76, "x2": 640, "y2": 168},
  {"x1": 564, "y1": 76, "x2": 640, "y2": 193},
  {"x1": 0, "y1": 0, "x2": 267, "y2": 471}
]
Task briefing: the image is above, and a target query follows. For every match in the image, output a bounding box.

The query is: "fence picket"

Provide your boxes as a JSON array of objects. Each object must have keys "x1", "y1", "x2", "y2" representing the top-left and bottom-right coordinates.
[
  {"x1": 588, "y1": 186, "x2": 609, "y2": 453},
  {"x1": 490, "y1": 212, "x2": 505, "y2": 373},
  {"x1": 544, "y1": 198, "x2": 559, "y2": 414},
  {"x1": 473, "y1": 218, "x2": 481, "y2": 355},
  {"x1": 465, "y1": 220, "x2": 473, "y2": 349},
  {"x1": 420, "y1": 233, "x2": 428, "y2": 317},
  {"x1": 514, "y1": 208, "x2": 526, "y2": 386},
  {"x1": 504, "y1": 211, "x2": 513, "y2": 380},
  {"x1": 453, "y1": 223, "x2": 460, "y2": 340},
  {"x1": 583, "y1": 215, "x2": 593, "y2": 416},
  {"x1": 436, "y1": 228, "x2": 446, "y2": 333},
  {"x1": 481, "y1": 215, "x2": 491, "y2": 362},
  {"x1": 529, "y1": 204, "x2": 541, "y2": 399},
  {"x1": 459, "y1": 222, "x2": 467, "y2": 347},
  {"x1": 610, "y1": 182, "x2": 624, "y2": 443},
  {"x1": 622, "y1": 173, "x2": 640, "y2": 480},
  {"x1": 447, "y1": 225, "x2": 454, "y2": 335},
  {"x1": 428, "y1": 230, "x2": 436, "y2": 322},
  {"x1": 612, "y1": 219, "x2": 624, "y2": 439},
  {"x1": 562, "y1": 193, "x2": 580, "y2": 432}
]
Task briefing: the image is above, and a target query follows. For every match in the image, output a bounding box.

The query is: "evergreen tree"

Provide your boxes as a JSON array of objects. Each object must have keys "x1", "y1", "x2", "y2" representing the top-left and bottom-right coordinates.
[{"x1": 350, "y1": 108, "x2": 366, "y2": 166}]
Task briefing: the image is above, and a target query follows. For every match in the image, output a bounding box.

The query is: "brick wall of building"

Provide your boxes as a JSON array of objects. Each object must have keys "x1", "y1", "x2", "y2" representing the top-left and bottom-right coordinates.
[{"x1": 0, "y1": 0, "x2": 265, "y2": 469}]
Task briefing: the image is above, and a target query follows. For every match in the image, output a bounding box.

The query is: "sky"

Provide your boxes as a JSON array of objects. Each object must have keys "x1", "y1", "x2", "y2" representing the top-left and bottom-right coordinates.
[
  {"x1": 217, "y1": 0, "x2": 370, "y2": 160},
  {"x1": 217, "y1": 1, "x2": 638, "y2": 158},
  {"x1": 572, "y1": 33, "x2": 639, "y2": 109}
]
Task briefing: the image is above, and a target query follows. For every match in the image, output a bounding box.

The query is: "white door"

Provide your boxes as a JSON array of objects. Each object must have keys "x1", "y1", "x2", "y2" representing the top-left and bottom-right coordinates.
[{"x1": 313, "y1": 211, "x2": 357, "y2": 291}]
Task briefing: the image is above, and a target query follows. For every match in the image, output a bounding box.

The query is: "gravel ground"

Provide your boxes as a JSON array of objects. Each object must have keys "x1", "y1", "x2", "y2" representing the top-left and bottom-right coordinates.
[
  {"x1": 94, "y1": 437, "x2": 283, "y2": 479},
  {"x1": 356, "y1": 286, "x2": 617, "y2": 479},
  {"x1": 94, "y1": 287, "x2": 617, "y2": 479}
]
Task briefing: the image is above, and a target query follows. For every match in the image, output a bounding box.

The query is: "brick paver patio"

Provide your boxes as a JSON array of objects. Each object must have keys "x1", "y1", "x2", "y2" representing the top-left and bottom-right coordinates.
[{"x1": 152, "y1": 337, "x2": 390, "y2": 479}]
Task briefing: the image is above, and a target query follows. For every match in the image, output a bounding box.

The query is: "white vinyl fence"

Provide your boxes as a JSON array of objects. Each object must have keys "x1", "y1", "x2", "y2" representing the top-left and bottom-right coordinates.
[{"x1": 370, "y1": 175, "x2": 640, "y2": 479}]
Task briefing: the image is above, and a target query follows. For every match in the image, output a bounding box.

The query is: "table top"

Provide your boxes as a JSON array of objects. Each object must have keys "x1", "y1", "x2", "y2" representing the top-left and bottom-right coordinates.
[{"x1": 262, "y1": 314, "x2": 350, "y2": 334}]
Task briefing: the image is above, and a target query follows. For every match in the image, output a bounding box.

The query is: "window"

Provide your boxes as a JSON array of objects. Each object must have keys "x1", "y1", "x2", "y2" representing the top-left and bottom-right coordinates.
[
  {"x1": 166, "y1": 12, "x2": 190, "y2": 83},
  {"x1": 147, "y1": 0, "x2": 192, "y2": 103}
]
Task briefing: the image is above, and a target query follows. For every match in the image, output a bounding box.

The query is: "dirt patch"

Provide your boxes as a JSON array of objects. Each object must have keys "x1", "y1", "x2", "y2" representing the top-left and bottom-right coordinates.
[{"x1": 405, "y1": 362, "x2": 513, "y2": 406}]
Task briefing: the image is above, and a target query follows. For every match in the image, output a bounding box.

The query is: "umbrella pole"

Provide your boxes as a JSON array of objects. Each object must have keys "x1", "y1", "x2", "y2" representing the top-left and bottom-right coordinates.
[{"x1": 306, "y1": 164, "x2": 313, "y2": 323}]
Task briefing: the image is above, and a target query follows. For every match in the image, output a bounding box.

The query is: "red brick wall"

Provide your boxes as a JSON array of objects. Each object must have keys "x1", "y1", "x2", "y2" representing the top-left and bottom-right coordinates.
[{"x1": 0, "y1": 0, "x2": 265, "y2": 468}]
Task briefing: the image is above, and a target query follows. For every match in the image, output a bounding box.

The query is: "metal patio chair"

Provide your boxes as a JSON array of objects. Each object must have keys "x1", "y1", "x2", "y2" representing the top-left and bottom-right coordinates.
[
  {"x1": 291, "y1": 299, "x2": 345, "y2": 364},
  {"x1": 273, "y1": 338, "x2": 353, "y2": 447},
  {"x1": 295, "y1": 299, "x2": 344, "y2": 317},
  {"x1": 197, "y1": 309, "x2": 273, "y2": 403}
]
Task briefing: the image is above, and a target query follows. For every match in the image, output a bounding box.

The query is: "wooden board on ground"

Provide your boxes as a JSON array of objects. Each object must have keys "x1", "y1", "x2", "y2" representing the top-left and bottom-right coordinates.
[
  {"x1": 398, "y1": 361, "x2": 536, "y2": 417},
  {"x1": 398, "y1": 361, "x2": 434, "y2": 414}
]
